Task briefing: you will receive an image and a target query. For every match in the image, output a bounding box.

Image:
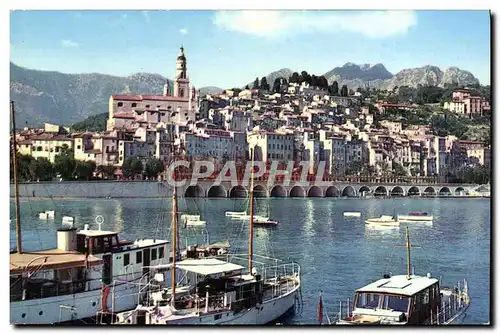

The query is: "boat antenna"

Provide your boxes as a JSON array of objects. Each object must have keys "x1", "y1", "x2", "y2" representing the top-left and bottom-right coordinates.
[
  {"x1": 248, "y1": 147, "x2": 255, "y2": 274},
  {"x1": 395, "y1": 227, "x2": 420, "y2": 280},
  {"x1": 11, "y1": 101, "x2": 22, "y2": 254},
  {"x1": 171, "y1": 181, "x2": 178, "y2": 306}
]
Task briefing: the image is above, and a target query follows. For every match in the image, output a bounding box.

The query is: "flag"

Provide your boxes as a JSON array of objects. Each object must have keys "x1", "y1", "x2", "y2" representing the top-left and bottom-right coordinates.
[{"x1": 317, "y1": 291, "x2": 323, "y2": 324}]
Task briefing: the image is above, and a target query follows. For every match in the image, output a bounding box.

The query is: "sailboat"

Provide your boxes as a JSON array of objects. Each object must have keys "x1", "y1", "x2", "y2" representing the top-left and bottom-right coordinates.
[
  {"x1": 112, "y1": 149, "x2": 301, "y2": 325},
  {"x1": 9, "y1": 101, "x2": 170, "y2": 324},
  {"x1": 327, "y1": 227, "x2": 470, "y2": 325}
]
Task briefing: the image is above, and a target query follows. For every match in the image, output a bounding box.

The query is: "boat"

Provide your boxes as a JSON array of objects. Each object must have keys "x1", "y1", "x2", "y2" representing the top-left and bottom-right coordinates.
[
  {"x1": 365, "y1": 215, "x2": 399, "y2": 227},
  {"x1": 254, "y1": 220, "x2": 279, "y2": 227},
  {"x1": 344, "y1": 212, "x2": 361, "y2": 218},
  {"x1": 39, "y1": 212, "x2": 49, "y2": 220},
  {"x1": 112, "y1": 148, "x2": 301, "y2": 325},
  {"x1": 225, "y1": 211, "x2": 247, "y2": 217},
  {"x1": 185, "y1": 220, "x2": 207, "y2": 227},
  {"x1": 45, "y1": 210, "x2": 55, "y2": 219},
  {"x1": 10, "y1": 102, "x2": 170, "y2": 324},
  {"x1": 328, "y1": 227, "x2": 470, "y2": 325},
  {"x1": 397, "y1": 212, "x2": 433, "y2": 223}
]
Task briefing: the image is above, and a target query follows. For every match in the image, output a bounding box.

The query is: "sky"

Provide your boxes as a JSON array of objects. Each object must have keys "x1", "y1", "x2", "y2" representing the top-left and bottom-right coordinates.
[{"x1": 10, "y1": 10, "x2": 491, "y2": 88}]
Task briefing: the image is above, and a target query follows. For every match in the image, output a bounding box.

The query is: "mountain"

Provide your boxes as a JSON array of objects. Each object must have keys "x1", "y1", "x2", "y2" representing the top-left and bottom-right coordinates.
[
  {"x1": 378, "y1": 65, "x2": 480, "y2": 90},
  {"x1": 199, "y1": 86, "x2": 224, "y2": 95},
  {"x1": 10, "y1": 62, "x2": 220, "y2": 126},
  {"x1": 246, "y1": 68, "x2": 294, "y2": 89},
  {"x1": 322, "y1": 63, "x2": 480, "y2": 90}
]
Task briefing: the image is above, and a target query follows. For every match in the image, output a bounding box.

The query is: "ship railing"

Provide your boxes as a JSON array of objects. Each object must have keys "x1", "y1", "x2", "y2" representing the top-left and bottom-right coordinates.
[
  {"x1": 328, "y1": 298, "x2": 354, "y2": 325},
  {"x1": 425, "y1": 279, "x2": 470, "y2": 325}
]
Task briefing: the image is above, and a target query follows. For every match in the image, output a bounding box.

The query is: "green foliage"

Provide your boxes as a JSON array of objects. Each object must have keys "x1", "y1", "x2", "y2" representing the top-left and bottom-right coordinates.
[
  {"x1": 12, "y1": 154, "x2": 36, "y2": 181},
  {"x1": 289, "y1": 72, "x2": 300, "y2": 83},
  {"x1": 392, "y1": 162, "x2": 407, "y2": 177},
  {"x1": 122, "y1": 156, "x2": 143, "y2": 178},
  {"x1": 328, "y1": 81, "x2": 339, "y2": 96},
  {"x1": 29, "y1": 157, "x2": 54, "y2": 181},
  {"x1": 244, "y1": 85, "x2": 250, "y2": 90},
  {"x1": 345, "y1": 160, "x2": 363, "y2": 175},
  {"x1": 252, "y1": 77, "x2": 259, "y2": 89},
  {"x1": 272, "y1": 77, "x2": 282, "y2": 93},
  {"x1": 71, "y1": 113, "x2": 108, "y2": 132},
  {"x1": 458, "y1": 165, "x2": 490, "y2": 184},
  {"x1": 144, "y1": 158, "x2": 165, "y2": 178},
  {"x1": 97, "y1": 164, "x2": 116, "y2": 179},
  {"x1": 53, "y1": 144, "x2": 76, "y2": 180},
  {"x1": 73, "y1": 160, "x2": 96, "y2": 180},
  {"x1": 430, "y1": 111, "x2": 469, "y2": 139},
  {"x1": 260, "y1": 77, "x2": 270, "y2": 91},
  {"x1": 340, "y1": 85, "x2": 348, "y2": 97}
]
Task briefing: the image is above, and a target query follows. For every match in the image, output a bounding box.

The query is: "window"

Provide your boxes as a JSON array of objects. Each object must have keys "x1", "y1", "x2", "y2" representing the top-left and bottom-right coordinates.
[
  {"x1": 77, "y1": 145, "x2": 81, "y2": 150},
  {"x1": 117, "y1": 102, "x2": 123, "y2": 107},
  {"x1": 151, "y1": 248, "x2": 157, "y2": 260},
  {"x1": 131, "y1": 103, "x2": 137, "y2": 108},
  {"x1": 159, "y1": 247, "x2": 164, "y2": 258},
  {"x1": 146, "y1": 105, "x2": 150, "y2": 108},
  {"x1": 382, "y1": 295, "x2": 410, "y2": 313},
  {"x1": 124, "y1": 253, "x2": 130, "y2": 266},
  {"x1": 136, "y1": 251, "x2": 142, "y2": 264},
  {"x1": 356, "y1": 293, "x2": 380, "y2": 309}
]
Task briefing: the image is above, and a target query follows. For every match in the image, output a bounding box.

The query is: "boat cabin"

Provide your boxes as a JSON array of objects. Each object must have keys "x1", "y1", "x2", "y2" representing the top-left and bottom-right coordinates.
[{"x1": 344, "y1": 274, "x2": 440, "y2": 324}]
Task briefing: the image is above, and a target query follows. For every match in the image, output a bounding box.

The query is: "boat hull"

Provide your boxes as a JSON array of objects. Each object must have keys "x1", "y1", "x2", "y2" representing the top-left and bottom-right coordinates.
[
  {"x1": 398, "y1": 215, "x2": 433, "y2": 222},
  {"x1": 10, "y1": 283, "x2": 139, "y2": 325}
]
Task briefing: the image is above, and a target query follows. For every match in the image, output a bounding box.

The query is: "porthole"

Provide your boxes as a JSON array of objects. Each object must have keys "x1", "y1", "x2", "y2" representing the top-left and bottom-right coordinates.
[
  {"x1": 92, "y1": 302, "x2": 97, "y2": 307},
  {"x1": 21, "y1": 313, "x2": 26, "y2": 318},
  {"x1": 39, "y1": 311, "x2": 43, "y2": 316}
]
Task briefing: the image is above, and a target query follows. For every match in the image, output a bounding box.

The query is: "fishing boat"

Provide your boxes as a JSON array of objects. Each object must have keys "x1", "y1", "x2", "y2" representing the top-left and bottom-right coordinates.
[
  {"x1": 254, "y1": 220, "x2": 279, "y2": 227},
  {"x1": 112, "y1": 149, "x2": 301, "y2": 325},
  {"x1": 185, "y1": 220, "x2": 207, "y2": 227},
  {"x1": 225, "y1": 211, "x2": 247, "y2": 217},
  {"x1": 9, "y1": 102, "x2": 170, "y2": 324},
  {"x1": 326, "y1": 227, "x2": 470, "y2": 325},
  {"x1": 344, "y1": 212, "x2": 361, "y2": 218},
  {"x1": 397, "y1": 212, "x2": 433, "y2": 223},
  {"x1": 365, "y1": 215, "x2": 399, "y2": 227}
]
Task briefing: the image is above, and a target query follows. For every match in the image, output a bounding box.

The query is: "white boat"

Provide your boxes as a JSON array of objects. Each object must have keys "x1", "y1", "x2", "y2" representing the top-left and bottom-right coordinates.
[
  {"x1": 397, "y1": 212, "x2": 433, "y2": 223},
  {"x1": 328, "y1": 227, "x2": 470, "y2": 325},
  {"x1": 39, "y1": 212, "x2": 48, "y2": 220},
  {"x1": 181, "y1": 214, "x2": 201, "y2": 221},
  {"x1": 185, "y1": 219, "x2": 207, "y2": 227},
  {"x1": 225, "y1": 211, "x2": 247, "y2": 217},
  {"x1": 112, "y1": 148, "x2": 300, "y2": 325},
  {"x1": 344, "y1": 212, "x2": 361, "y2": 217},
  {"x1": 365, "y1": 215, "x2": 399, "y2": 227},
  {"x1": 45, "y1": 211, "x2": 55, "y2": 219},
  {"x1": 62, "y1": 216, "x2": 74, "y2": 222}
]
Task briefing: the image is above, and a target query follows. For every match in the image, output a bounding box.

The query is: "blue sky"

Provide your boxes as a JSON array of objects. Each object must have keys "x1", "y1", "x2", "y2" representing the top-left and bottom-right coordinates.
[{"x1": 10, "y1": 10, "x2": 491, "y2": 88}]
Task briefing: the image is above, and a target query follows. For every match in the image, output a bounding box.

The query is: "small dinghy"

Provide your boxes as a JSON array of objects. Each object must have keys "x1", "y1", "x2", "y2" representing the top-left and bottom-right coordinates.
[
  {"x1": 398, "y1": 211, "x2": 433, "y2": 223},
  {"x1": 254, "y1": 220, "x2": 279, "y2": 227},
  {"x1": 365, "y1": 215, "x2": 399, "y2": 227},
  {"x1": 344, "y1": 212, "x2": 361, "y2": 217},
  {"x1": 185, "y1": 220, "x2": 207, "y2": 227},
  {"x1": 225, "y1": 211, "x2": 247, "y2": 217},
  {"x1": 45, "y1": 210, "x2": 55, "y2": 219},
  {"x1": 39, "y1": 212, "x2": 48, "y2": 220}
]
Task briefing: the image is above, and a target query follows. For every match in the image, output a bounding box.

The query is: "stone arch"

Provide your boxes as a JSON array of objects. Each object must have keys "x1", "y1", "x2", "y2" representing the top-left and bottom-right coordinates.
[
  {"x1": 358, "y1": 186, "x2": 371, "y2": 197},
  {"x1": 253, "y1": 185, "x2": 268, "y2": 198},
  {"x1": 290, "y1": 186, "x2": 306, "y2": 197},
  {"x1": 455, "y1": 187, "x2": 465, "y2": 196},
  {"x1": 307, "y1": 186, "x2": 323, "y2": 197},
  {"x1": 229, "y1": 185, "x2": 247, "y2": 198},
  {"x1": 207, "y1": 185, "x2": 227, "y2": 198},
  {"x1": 439, "y1": 187, "x2": 452, "y2": 196},
  {"x1": 374, "y1": 186, "x2": 388, "y2": 197},
  {"x1": 185, "y1": 185, "x2": 204, "y2": 197},
  {"x1": 423, "y1": 187, "x2": 436, "y2": 196},
  {"x1": 270, "y1": 185, "x2": 287, "y2": 197},
  {"x1": 325, "y1": 186, "x2": 340, "y2": 198},
  {"x1": 407, "y1": 186, "x2": 420, "y2": 196},
  {"x1": 341, "y1": 186, "x2": 356, "y2": 197},
  {"x1": 390, "y1": 186, "x2": 405, "y2": 197}
]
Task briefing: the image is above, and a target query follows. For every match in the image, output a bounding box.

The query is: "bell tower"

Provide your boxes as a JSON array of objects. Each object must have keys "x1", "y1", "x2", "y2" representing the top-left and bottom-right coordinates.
[{"x1": 174, "y1": 46, "x2": 189, "y2": 98}]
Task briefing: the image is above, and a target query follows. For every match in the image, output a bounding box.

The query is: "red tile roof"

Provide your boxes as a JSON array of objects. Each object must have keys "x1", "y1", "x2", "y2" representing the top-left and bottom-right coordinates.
[{"x1": 112, "y1": 94, "x2": 188, "y2": 102}]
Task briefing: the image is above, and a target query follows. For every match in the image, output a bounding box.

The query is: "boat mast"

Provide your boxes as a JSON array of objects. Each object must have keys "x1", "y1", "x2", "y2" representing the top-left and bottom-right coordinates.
[
  {"x1": 248, "y1": 148, "x2": 255, "y2": 273},
  {"x1": 405, "y1": 226, "x2": 411, "y2": 279},
  {"x1": 11, "y1": 101, "x2": 22, "y2": 254},
  {"x1": 171, "y1": 185, "x2": 178, "y2": 306}
]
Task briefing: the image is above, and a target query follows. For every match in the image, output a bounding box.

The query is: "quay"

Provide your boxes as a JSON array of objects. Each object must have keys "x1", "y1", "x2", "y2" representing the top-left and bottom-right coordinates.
[{"x1": 9, "y1": 180, "x2": 486, "y2": 199}]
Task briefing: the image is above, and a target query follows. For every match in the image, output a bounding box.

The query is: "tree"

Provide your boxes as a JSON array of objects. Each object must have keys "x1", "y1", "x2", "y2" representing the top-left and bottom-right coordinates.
[
  {"x1": 71, "y1": 113, "x2": 108, "y2": 132},
  {"x1": 252, "y1": 77, "x2": 259, "y2": 89},
  {"x1": 244, "y1": 85, "x2": 250, "y2": 90},
  {"x1": 122, "y1": 156, "x2": 143, "y2": 179},
  {"x1": 318, "y1": 76, "x2": 329, "y2": 90},
  {"x1": 260, "y1": 77, "x2": 270, "y2": 91},
  {"x1": 348, "y1": 88, "x2": 355, "y2": 96},
  {"x1": 272, "y1": 77, "x2": 282, "y2": 93},
  {"x1": 29, "y1": 157, "x2": 54, "y2": 181},
  {"x1": 97, "y1": 164, "x2": 116, "y2": 179},
  {"x1": 73, "y1": 160, "x2": 96, "y2": 180},
  {"x1": 392, "y1": 162, "x2": 407, "y2": 178},
  {"x1": 289, "y1": 72, "x2": 300, "y2": 83},
  {"x1": 54, "y1": 144, "x2": 76, "y2": 180},
  {"x1": 340, "y1": 85, "x2": 349, "y2": 97},
  {"x1": 144, "y1": 158, "x2": 165, "y2": 179},
  {"x1": 329, "y1": 81, "x2": 339, "y2": 96}
]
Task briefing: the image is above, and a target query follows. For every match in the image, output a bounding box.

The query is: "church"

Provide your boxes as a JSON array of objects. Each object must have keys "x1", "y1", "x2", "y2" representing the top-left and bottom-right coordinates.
[{"x1": 106, "y1": 46, "x2": 198, "y2": 131}]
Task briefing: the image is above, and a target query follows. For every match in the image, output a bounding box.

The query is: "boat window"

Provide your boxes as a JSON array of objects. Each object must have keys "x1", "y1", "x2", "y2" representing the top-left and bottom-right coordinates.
[
  {"x1": 381, "y1": 295, "x2": 410, "y2": 313},
  {"x1": 356, "y1": 293, "x2": 381, "y2": 309},
  {"x1": 136, "y1": 251, "x2": 143, "y2": 264},
  {"x1": 124, "y1": 253, "x2": 130, "y2": 266},
  {"x1": 159, "y1": 247, "x2": 164, "y2": 258},
  {"x1": 152, "y1": 248, "x2": 157, "y2": 260},
  {"x1": 103, "y1": 237, "x2": 111, "y2": 252}
]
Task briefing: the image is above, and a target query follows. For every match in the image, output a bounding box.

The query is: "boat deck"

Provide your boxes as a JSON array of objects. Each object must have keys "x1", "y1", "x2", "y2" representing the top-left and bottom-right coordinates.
[{"x1": 10, "y1": 249, "x2": 102, "y2": 274}]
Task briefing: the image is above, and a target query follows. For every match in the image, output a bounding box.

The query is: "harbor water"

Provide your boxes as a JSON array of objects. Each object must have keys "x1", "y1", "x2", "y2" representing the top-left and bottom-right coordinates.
[{"x1": 10, "y1": 197, "x2": 490, "y2": 324}]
